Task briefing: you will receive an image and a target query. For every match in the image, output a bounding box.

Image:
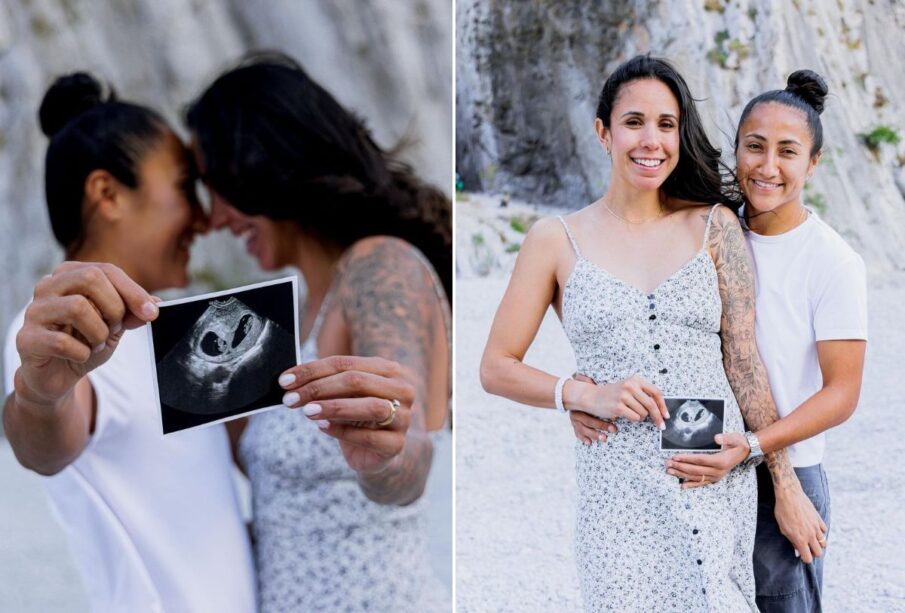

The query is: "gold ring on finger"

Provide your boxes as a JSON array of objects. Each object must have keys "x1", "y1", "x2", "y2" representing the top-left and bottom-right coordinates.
[{"x1": 376, "y1": 398, "x2": 400, "y2": 427}]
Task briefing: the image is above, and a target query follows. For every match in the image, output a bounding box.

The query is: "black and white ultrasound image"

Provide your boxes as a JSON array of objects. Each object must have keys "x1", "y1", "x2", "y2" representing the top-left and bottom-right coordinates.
[
  {"x1": 151, "y1": 279, "x2": 298, "y2": 434},
  {"x1": 660, "y1": 398, "x2": 725, "y2": 452}
]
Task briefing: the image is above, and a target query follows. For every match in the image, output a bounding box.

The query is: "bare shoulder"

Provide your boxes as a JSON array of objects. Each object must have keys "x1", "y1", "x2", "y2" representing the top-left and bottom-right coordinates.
[
  {"x1": 338, "y1": 236, "x2": 435, "y2": 290},
  {"x1": 705, "y1": 204, "x2": 745, "y2": 254},
  {"x1": 336, "y1": 236, "x2": 440, "y2": 358}
]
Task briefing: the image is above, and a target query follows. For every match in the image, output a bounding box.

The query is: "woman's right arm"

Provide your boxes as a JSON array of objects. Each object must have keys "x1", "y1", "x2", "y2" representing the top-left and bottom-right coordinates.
[
  {"x1": 3, "y1": 262, "x2": 157, "y2": 475},
  {"x1": 480, "y1": 218, "x2": 666, "y2": 427}
]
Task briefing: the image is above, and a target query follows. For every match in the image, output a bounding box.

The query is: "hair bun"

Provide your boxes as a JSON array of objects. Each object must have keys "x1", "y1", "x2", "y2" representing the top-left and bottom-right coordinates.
[
  {"x1": 785, "y1": 70, "x2": 828, "y2": 115},
  {"x1": 39, "y1": 72, "x2": 114, "y2": 137}
]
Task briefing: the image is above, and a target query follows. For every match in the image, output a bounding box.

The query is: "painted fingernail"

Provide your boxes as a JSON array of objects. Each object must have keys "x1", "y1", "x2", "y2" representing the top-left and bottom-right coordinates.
[
  {"x1": 282, "y1": 392, "x2": 300, "y2": 407},
  {"x1": 302, "y1": 404, "x2": 322, "y2": 417},
  {"x1": 316, "y1": 419, "x2": 330, "y2": 430},
  {"x1": 93, "y1": 342, "x2": 106, "y2": 354},
  {"x1": 665, "y1": 411, "x2": 670, "y2": 419},
  {"x1": 659, "y1": 422, "x2": 666, "y2": 431},
  {"x1": 110, "y1": 321, "x2": 122, "y2": 335},
  {"x1": 141, "y1": 302, "x2": 158, "y2": 319},
  {"x1": 794, "y1": 550, "x2": 800, "y2": 558},
  {"x1": 278, "y1": 373, "x2": 296, "y2": 387},
  {"x1": 598, "y1": 434, "x2": 606, "y2": 442}
]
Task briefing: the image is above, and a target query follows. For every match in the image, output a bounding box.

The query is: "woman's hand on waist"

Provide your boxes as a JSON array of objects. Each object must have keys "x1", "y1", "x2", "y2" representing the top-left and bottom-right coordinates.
[{"x1": 566, "y1": 374, "x2": 668, "y2": 430}]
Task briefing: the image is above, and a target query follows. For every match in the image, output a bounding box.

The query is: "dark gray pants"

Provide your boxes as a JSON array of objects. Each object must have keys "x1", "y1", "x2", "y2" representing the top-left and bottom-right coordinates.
[{"x1": 754, "y1": 463, "x2": 830, "y2": 613}]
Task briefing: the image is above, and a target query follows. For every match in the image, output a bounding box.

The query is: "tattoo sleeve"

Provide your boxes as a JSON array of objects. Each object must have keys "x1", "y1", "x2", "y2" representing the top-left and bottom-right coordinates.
[
  {"x1": 708, "y1": 207, "x2": 800, "y2": 493},
  {"x1": 337, "y1": 238, "x2": 442, "y2": 505}
]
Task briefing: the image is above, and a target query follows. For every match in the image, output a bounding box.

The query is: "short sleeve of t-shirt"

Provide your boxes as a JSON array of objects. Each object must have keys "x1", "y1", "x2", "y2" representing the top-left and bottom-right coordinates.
[{"x1": 813, "y1": 254, "x2": 868, "y2": 342}]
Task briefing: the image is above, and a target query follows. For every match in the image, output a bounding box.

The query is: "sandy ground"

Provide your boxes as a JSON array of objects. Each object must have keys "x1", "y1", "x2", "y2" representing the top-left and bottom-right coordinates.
[
  {"x1": 456, "y1": 273, "x2": 905, "y2": 613},
  {"x1": 0, "y1": 428, "x2": 451, "y2": 611}
]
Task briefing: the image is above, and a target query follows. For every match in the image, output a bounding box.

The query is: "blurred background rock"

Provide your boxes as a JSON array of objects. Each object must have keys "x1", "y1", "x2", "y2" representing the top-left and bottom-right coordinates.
[
  {"x1": 456, "y1": 0, "x2": 905, "y2": 276},
  {"x1": 0, "y1": 1, "x2": 452, "y2": 610}
]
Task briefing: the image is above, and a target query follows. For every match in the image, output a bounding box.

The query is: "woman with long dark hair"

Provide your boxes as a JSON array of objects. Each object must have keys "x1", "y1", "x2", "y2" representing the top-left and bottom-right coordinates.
[
  {"x1": 186, "y1": 53, "x2": 450, "y2": 611},
  {"x1": 480, "y1": 55, "x2": 822, "y2": 610}
]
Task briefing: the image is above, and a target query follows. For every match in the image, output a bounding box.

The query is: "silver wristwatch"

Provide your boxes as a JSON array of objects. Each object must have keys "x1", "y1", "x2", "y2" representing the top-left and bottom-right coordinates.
[{"x1": 743, "y1": 431, "x2": 764, "y2": 466}]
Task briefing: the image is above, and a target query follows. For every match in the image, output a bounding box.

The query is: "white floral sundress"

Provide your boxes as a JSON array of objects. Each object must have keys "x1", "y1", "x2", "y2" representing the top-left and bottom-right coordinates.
[{"x1": 558, "y1": 206, "x2": 757, "y2": 612}]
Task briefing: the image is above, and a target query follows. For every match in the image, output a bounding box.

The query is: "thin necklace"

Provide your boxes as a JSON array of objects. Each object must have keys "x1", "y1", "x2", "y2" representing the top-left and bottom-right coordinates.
[{"x1": 602, "y1": 198, "x2": 665, "y2": 225}]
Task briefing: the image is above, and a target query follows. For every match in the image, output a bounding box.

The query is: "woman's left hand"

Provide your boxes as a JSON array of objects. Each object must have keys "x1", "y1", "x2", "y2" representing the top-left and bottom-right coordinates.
[
  {"x1": 665, "y1": 432, "x2": 751, "y2": 489},
  {"x1": 279, "y1": 355, "x2": 416, "y2": 474}
]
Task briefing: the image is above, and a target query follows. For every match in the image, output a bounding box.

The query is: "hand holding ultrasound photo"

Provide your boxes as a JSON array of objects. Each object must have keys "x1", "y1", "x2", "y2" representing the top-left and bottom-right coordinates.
[
  {"x1": 660, "y1": 397, "x2": 725, "y2": 452},
  {"x1": 148, "y1": 277, "x2": 300, "y2": 434}
]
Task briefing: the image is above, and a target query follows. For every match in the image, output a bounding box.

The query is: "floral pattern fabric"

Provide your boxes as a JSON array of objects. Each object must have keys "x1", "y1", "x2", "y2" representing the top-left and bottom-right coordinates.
[{"x1": 558, "y1": 209, "x2": 757, "y2": 613}]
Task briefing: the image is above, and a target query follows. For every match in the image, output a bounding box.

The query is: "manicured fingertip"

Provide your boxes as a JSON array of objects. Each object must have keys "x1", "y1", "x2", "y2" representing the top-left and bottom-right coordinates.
[
  {"x1": 141, "y1": 301, "x2": 159, "y2": 320},
  {"x1": 93, "y1": 342, "x2": 106, "y2": 354},
  {"x1": 278, "y1": 373, "x2": 296, "y2": 388},
  {"x1": 151, "y1": 296, "x2": 163, "y2": 304},
  {"x1": 659, "y1": 422, "x2": 666, "y2": 431},
  {"x1": 316, "y1": 419, "x2": 330, "y2": 430},
  {"x1": 302, "y1": 404, "x2": 322, "y2": 417},
  {"x1": 794, "y1": 549, "x2": 800, "y2": 558},
  {"x1": 110, "y1": 321, "x2": 123, "y2": 335},
  {"x1": 282, "y1": 391, "x2": 300, "y2": 407}
]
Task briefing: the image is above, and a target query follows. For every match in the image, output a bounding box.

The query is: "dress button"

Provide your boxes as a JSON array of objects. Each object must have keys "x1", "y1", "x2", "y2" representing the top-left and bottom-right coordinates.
[
  {"x1": 697, "y1": 559, "x2": 703, "y2": 565},
  {"x1": 702, "y1": 588, "x2": 707, "y2": 594},
  {"x1": 693, "y1": 529, "x2": 699, "y2": 535},
  {"x1": 649, "y1": 314, "x2": 657, "y2": 321},
  {"x1": 653, "y1": 344, "x2": 660, "y2": 350},
  {"x1": 659, "y1": 368, "x2": 668, "y2": 374}
]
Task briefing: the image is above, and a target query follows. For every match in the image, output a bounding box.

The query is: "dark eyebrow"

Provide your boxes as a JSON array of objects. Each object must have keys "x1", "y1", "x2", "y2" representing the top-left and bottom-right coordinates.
[
  {"x1": 744, "y1": 133, "x2": 802, "y2": 146},
  {"x1": 620, "y1": 111, "x2": 679, "y2": 121}
]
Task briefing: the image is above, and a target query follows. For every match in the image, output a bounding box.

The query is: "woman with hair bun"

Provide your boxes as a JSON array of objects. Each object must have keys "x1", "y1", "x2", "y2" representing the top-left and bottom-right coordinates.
[
  {"x1": 572, "y1": 69, "x2": 867, "y2": 611},
  {"x1": 186, "y1": 53, "x2": 451, "y2": 612},
  {"x1": 3, "y1": 73, "x2": 257, "y2": 611},
  {"x1": 481, "y1": 55, "x2": 823, "y2": 611}
]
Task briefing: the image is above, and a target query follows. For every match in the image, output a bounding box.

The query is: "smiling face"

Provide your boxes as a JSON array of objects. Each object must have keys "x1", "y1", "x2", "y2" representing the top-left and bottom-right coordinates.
[
  {"x1": 121, "y1": 130, "x2": 208, "y2": 290},
  {"x1": 191, "y1": 140, "x2": 301, "y2": 270},
  {"x1": 736, "y1": 101, "x2": 820, "y2": 215},
  {"x1": 598, "y1": 78, "x2": 681, "y2": 192}
]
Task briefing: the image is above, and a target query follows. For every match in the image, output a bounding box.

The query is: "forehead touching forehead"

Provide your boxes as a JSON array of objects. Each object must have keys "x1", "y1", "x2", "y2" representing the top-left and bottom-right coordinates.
[{"x1": 612, "y1": 78, "x2": 681, "y2": 118}]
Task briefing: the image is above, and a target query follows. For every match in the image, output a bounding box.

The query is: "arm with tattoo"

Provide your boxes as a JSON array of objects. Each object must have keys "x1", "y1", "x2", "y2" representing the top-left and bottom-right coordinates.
[
  {"x1": 336, "y1": 237, "x2": 441, "y2": 506},
  {"x1": 707, "y1": 206, "x2": 799, "y2": 493}
]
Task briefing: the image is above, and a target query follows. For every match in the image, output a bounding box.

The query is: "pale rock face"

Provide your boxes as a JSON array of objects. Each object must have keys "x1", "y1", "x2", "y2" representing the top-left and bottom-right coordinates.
[
  {"x1": 456, "y1": 0, "x2": 905, "y2": 270},
  {"x1": 0, "y1": 0, "x2": 452, "y2": 380}
]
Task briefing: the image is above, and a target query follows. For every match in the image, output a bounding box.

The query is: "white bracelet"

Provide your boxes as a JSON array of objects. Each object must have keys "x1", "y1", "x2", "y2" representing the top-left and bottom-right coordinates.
[{"x1": 554, "y1": 376, "x2": 571, "y2": 413}]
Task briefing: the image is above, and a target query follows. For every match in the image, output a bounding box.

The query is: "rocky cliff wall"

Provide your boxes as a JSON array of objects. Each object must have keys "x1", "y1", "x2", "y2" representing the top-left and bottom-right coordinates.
[
  {"x1": 0, "y1": 0, "x2": 452, "y2": 373},
  {"x1": 456, "y1": 0, "x2": 905, "y2": 270}
]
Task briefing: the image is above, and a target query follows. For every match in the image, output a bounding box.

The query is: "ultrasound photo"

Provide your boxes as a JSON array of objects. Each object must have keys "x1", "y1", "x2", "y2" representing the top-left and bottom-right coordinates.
[
  {"x1": 148, "y1": 277, "x2": 300, "y2": 435},
  {"x1": 660, "y1": 397, "x2": 725, "y2": 452}
]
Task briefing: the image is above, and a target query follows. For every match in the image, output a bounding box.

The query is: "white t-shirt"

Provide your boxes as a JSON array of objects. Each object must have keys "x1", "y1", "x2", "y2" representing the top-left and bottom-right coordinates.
[
  {"x1": 743, "y1": 210, "x2": 868, "y2": 467},
  {"x1": 4, "y1": 311, "x2": 257, "y2": 612}
]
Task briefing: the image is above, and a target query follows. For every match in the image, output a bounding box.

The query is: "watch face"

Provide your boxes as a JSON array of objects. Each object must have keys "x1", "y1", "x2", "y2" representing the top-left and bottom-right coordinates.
[{"x1": 746, "y1": 433, "x2": 763, "y2": 457}]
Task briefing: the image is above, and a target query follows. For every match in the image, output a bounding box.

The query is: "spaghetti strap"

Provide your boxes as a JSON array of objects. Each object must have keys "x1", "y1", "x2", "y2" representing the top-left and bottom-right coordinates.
[
  {"x1": 702, "y1": 204, "x2": 720, "y2": 250},
  {"x1": 305, "y1": 282, "x2": 338, "y2": 346},
  {"x1": 557, "y1": 215, "x2": 583, "y2": 259}
]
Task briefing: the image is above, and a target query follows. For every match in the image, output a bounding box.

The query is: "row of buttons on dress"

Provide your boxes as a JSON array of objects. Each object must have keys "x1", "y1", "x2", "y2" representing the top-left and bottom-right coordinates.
[
  {"x1": 647, "y1": 293, "x2": 667, "y2": 375},
  {"x1": 650, "y1": 292, "x2": 705, "y2": 596}
]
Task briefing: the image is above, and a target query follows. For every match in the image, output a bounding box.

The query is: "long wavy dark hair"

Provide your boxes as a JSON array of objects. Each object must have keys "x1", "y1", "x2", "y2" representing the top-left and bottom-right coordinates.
[
  {"x1": 596, "y1": 55, "x2": 741, "y2": 210},
  {"x1": 186, "y1": 52, "x2": 452, "y2": 301}
]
